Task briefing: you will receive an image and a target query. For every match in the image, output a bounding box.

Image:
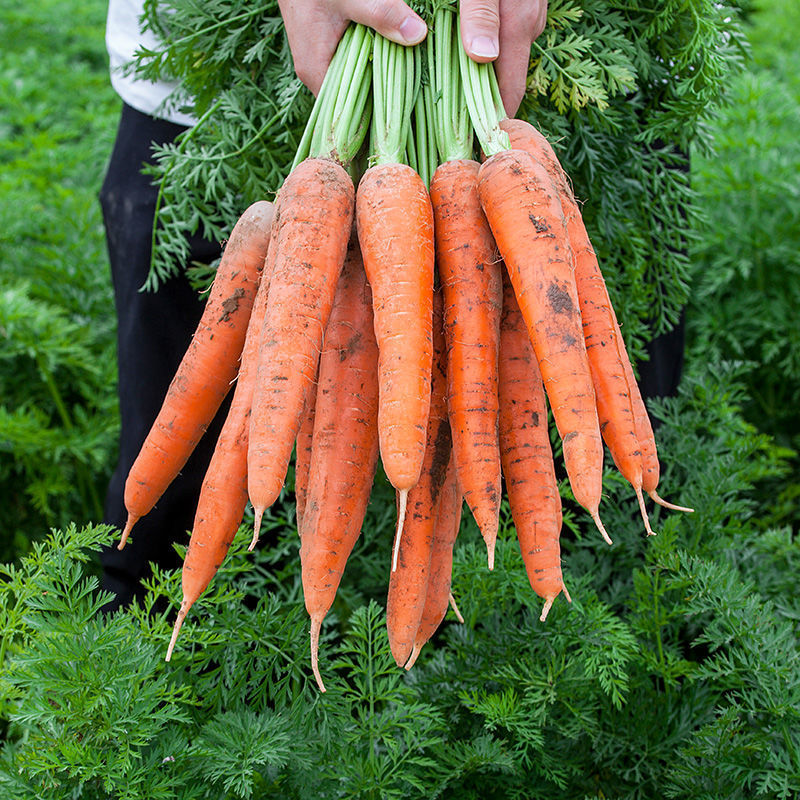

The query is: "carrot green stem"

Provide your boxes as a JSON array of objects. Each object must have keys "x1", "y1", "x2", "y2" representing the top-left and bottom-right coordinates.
[
  {"x1": 371, "y1": 34, "x2": 418, "y2": 166},
  {"x1": 411, "y1": 43, "x2": 438, "y2": 186},
  {"x1": 293, "y1": 23, "x2": 373, "y2": 170},
  {"x1": 431, "y1": 8, "x2": 472, "y2": 162},
  {"x1": 457, "y1": 33, "x2": 510, "y2": 157}
]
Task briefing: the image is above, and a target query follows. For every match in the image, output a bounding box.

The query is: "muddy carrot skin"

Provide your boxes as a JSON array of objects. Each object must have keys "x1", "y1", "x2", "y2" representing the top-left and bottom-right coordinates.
[
  {"x1": 498, "y1": 271, "x2": 567, "y2": 620},
  {"x1": 120, "y1": 201, "x2": 274, "y2": 548},
  {"x1": 294, "y1": 378, "x2": 318, "y2": 536},
  {"x1": 404, "y1": 452, "x2": 462, "y2": 670},
  {"x1": 430, "y1": 158, "x2": 503, "y2": 569},
  {"x1": 247, "y1": 158, "x2": 354, "y2": 540},
  {"x1": 300, "y1": 237, "x2": 380, "y2": 692},
  {"x1": 386, "y1": 289, "x2": 450, "y2": 668},
  {"x1": 477, "y1": 149, "x2": 608, "y2": 542}
]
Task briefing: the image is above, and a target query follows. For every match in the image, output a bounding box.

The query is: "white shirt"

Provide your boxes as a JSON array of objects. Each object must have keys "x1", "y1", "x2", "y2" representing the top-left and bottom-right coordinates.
[{"x1": 106, "y1": 0, "x2": 197, "y2": 126}]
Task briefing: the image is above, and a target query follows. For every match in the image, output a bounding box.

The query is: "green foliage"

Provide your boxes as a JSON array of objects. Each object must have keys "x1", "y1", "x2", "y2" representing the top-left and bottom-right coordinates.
[
  {"x1": 0, "y1": 0, "x2": 119, "y2": 557},
  {"x1": 1, "y1": 366, "x2": 798, "y2": 798}
]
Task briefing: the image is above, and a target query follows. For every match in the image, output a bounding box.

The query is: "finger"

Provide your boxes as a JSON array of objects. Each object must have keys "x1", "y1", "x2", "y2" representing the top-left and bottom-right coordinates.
[
  {"x1": 460, "y1": 0, "x2": 501, "y2": 62},
  {"x1": 339, "y1": 0, "x2": 427, "y2": 46},
  {"x1": 278, "y1": 0, "x2": 349, "y2": 95},
  {"x1": 495, "y1": 0, "x2": 547, "y2": 116}
]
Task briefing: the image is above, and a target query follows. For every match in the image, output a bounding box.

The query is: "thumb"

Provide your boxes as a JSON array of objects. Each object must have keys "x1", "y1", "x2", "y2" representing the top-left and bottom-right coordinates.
[
  {"x1": 340, "y1": 0, "x2": 428, "y2": 46},
  {"x1": 459, "y1": 0, "x2": 500, "y2": 61}
]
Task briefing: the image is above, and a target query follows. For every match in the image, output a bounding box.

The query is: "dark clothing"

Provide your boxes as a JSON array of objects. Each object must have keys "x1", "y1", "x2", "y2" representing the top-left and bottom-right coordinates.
[{"x1": 99, "y1": 103, "x2": 224, "y2": 611}]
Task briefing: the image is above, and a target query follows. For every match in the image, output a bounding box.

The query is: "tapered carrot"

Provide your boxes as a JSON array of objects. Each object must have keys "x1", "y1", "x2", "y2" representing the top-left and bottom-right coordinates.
[
  {"x1": 119, "y1": 201, "x2": 274, "y2": 549},
  {"x1": 477, "y1": 149, "x2": 609, "y2": 544},
  {"x1": 247, "y1": 158, "x2": 354, "y2": 544},
  {"x1": 499, "y1": 118, "x2": 655, "y2": 534},
  {"x1": 355, "y1": 162, "x2": 435, "y2": 565},
  {"x1": 621, "y1": 322, "x2": 693, "y2": 513},
  {"x1": 300, "y1": 236, "x2": 380, "y2": 692},
  {"x1": 165, "y1": 203, "x2": 276, "y2": 660},
  {"x1": 404, "y1": 452, "x2": 462, "y2": 670},
  {"x1": 430, "y1": 158, "x2": 503, "y2": 569},
  {"x1": 386, "y1": 289, "x2": 449, "y2": 668},
  {"x1": 498, "y1": 270, "x2": 568, "y2": 620}
]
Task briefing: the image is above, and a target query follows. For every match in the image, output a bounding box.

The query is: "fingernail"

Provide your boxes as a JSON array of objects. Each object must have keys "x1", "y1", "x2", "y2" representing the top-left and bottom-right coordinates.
[
  {"x1": 469, "y1": 35, "x2": 499, "y2": 59},
  {"x1": 398, "y1": 15, "x2": 427, "y2": 44}
]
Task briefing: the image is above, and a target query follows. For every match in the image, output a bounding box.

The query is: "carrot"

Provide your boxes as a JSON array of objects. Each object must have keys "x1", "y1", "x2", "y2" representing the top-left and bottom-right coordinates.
[
  {"x1": 294, "y1": 376, "x2": 318, "y2": 536},
  {"x1": 498, "y1": 270, "x2": 568, "y2": 620},
  {"x1": 299, "y1": 235, "x2": 380, "y2": 692},
  {"x1": 620, "y1": 319, "x2": 694, "y2": 513},
  {"x1": 430, "y1": 158, "x2": 503, "y2": 569},
  {"x1": 355, "y1": 162, "x2": 435, "y2": 565},
  {"x1": 385, "y1": 288, "x2": 450, "y2": 668},
  {"x1": 499, "y1": 118, "x2": 655, "y2": 535},
  {"x1": 118, "y1": 201, "x2": 274, "y2": 549},
  {"x1": 404, "y1": 452, "x2": 462, "y2": 670},
  {"x1": 476, "y1": 149, "x2": 609, "y2": 544},
  {"x1": 247, "y1": 157, "x2": 354, "y2": 544},
  {"x1": 165, "y1": 202, "x2": 276, "y2": 660}
]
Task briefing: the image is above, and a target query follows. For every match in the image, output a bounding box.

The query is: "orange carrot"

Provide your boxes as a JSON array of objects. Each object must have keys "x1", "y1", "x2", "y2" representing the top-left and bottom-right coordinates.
[
  {"x1": 404, "y1": 452, "x2": 462, "y2": 670},
  {"x1": 477, "y1": 149, "x2": 609, "y2": 544},
  {"x1": 385, "y1": 288, "x2": 449, "y2": 668},
  {"x1": 499, "y1": 118, "x2": 655, "y2": 534},
  {"x1": 355, "y1": 163, "x2": 435, "y2": 564},
  {"x1": 165, "y1": 202, "x2": 276, "y2": 660},
  {"x1": 498, "y1": 270, "x2": 568, "y2": 620},
  {"x1": 620, "y1": 319, "x2": 693, "y2": 513},
  {"x1": 119, "y1": 201, "x2": 274, "y2": 549},
  {"x1": 430, "y1": 158, "x2": 503, "y2": 569},
  {"x1": 247, "y1": 158, "x2": 354, "y2": 543},
  {"x1": 299, "y1": 236, "x2": 380, "y2": 692},
  {"x1": 294, "y1": 376, "x2": 318, "y2": 536}
]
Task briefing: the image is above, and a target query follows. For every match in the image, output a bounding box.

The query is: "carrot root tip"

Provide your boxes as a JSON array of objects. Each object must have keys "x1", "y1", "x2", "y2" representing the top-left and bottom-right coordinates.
[
  {"x1": 166, "y1": 602, "x2": 189, "y2": 662},
  {"x1": 310, "y1": 616, "x2": 326, "y2": 693},
  {"x1": 591, "y1": 511, "x2": 613, "y2": 546},
  {"x1": 117, "y1": 514, "x2": 139, "y2": 550},
  {"x1": 562, "y1": 582, "x2": 573, "y2": 604},
  {"x1": 486, "y1": 537, "x2": 496, "y2": 571},
  {"x1": 448, "y1": 592, "x2": 465, "y2": 624},
  {"x1": 635, "y1": 487, "x2": 656, "y2": 537},
  {"x1": 391, "y1": 490, "x2": 408, "y2": 573},
  {"x1": 540, "y1": 596, "x2": 555, "y2": 623},
  {"x1": 249, "y1": 507, "x2": 265, "y2": 552},
  {"x1": 649, "y1": 490, "x2": 694, "y2": 514},
  {"x1": 405, "y1": 643, "x2": 423, "y2": 671}
]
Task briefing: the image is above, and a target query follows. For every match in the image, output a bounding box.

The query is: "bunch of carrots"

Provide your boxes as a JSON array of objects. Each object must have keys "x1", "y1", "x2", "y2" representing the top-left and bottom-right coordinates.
[{"x1": 117, "y1": 10, "x2": 692, "y2": 692}]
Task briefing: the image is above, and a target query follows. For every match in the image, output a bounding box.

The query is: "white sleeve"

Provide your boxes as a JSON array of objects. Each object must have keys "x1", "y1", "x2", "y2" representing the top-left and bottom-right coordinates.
[{"x1": 106, "y1": 0, "x2": 198, "y2": 127}]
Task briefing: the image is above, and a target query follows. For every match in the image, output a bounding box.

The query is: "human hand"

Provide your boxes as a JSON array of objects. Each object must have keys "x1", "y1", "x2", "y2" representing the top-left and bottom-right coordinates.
[{"x1": 278, "y1": 0, "x2": 547, "y2": 117}]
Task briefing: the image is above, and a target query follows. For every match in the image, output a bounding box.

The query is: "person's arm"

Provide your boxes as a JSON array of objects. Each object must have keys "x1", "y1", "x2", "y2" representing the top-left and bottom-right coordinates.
[{"x1": 277, "y1": 0, "x2": 547, "y2": 118}]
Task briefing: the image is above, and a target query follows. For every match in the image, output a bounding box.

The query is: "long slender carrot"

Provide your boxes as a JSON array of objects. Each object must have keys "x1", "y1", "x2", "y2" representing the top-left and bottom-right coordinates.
[
  {"x1": 404, "y1": 451, "x2": 462, "y2": 670},
  {"x1": 165, "y1": 202, "x2": 276, "y2": 660},
  {"x1": 300, "y1": 235, "x2": 380, "y2": 693},
  {"x1": 477, "y1": 149, "x2": 609, "y2": 544},
  {"x1": 499, "y1": 117, "x2": 655, "y2": 534},
  {"x1": 430, "y1": 158, "x2": 503, "y2": 569},
  {"x1": 355, "y1": 162, "x2": 435, "y2": 561},
  {"x1": 119, "y1": 201, "x2": 274, "y2": 549},
  {"x1": 385, "y1": 289, "x2": 450, "y2": 668},
  {"x1": 247, "y1": 157, "x2": 354, "y2": 543},
  {"x1": 356, "y1": 34, "x2": 434, "y2": 566},
  {"x1": 498, "y1": 270, "x2": 568, "y2": 620},
  {"x1": 499, "y1": 117, "x2": 691, "y2": 520}
]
